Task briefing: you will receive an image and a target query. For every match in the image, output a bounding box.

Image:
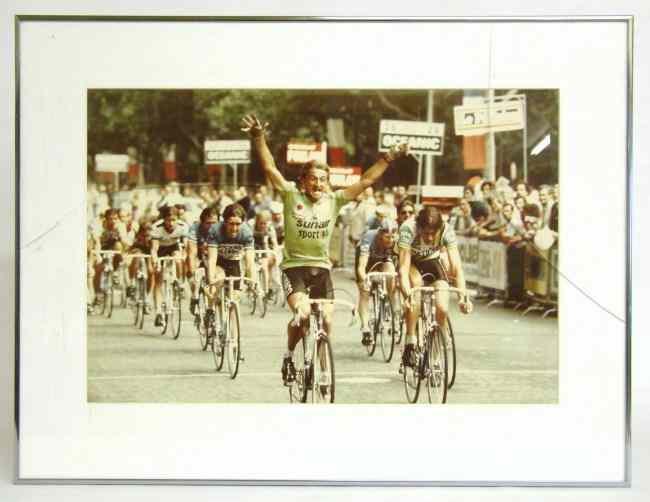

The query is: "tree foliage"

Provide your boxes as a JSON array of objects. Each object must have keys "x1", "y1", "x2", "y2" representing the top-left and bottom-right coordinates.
[{"x1": 88, "y1": 88, "x2": 558, "y2": 187}]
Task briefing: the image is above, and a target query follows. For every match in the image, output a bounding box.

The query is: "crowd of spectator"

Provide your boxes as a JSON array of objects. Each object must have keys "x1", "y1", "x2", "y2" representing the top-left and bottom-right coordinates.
[{"x1": 87, "y1": 176, "x2": 559, "y2": 308}]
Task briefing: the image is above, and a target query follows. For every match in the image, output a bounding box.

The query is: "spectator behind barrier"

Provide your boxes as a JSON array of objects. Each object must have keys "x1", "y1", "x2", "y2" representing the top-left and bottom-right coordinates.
[{"x1": 451, "y1": 199, "x2": 478, "y2": 237}]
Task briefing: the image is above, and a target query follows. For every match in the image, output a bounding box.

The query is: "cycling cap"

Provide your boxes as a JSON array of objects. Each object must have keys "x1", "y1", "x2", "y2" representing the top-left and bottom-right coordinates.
[{"x1": 270, "y1": 201, "x2": 283, "y2": 214}]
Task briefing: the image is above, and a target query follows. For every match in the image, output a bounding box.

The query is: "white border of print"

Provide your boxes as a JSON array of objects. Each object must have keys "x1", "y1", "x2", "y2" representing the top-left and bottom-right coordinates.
[{"x1": 15, "y1": 16, "x2": 629, "y2": 485}]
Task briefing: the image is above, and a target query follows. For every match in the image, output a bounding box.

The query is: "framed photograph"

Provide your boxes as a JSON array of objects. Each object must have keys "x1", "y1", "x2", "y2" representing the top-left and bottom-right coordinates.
[{"x1": 14, "y1": 16, "x2": 631, "y2": 485}]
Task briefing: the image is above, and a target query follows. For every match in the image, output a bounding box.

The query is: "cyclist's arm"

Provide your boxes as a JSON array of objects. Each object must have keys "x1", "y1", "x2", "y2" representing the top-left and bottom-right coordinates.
[
  {"x1": 446, "y1": 244, "x2": 467, "y2": 300},
  {"x1": 398, "y1": 247, "x2": 412, "y2": 299},
  {"x1": 151, "y1": 239, "x2": 160, "y2": 264},
  {"x1": 342, "y1": 157, "x2": 391, "y2": 201},
  {"x1": 207, "y1": 246, "x2": 218, "y2": 285},
  {"x1": 188, "y1": 240, "x2": 198, "y2": 273},
  {"x1": 252, "y1": 134, "x2": 291, "y2": 192}
]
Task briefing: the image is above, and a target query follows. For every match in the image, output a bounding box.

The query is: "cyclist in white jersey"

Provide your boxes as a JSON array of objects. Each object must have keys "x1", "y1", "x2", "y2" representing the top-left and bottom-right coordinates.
[
  {"x1": 398, "y1": 206, "x2": 473, "y2": 369},
  {"x1": 151, "y1": 205, "x2": 189, "y2": 326},
  {"x1": 249, "y1": 209, "x2": 279, "y2": 299},
  {"x1": 242, "y1": 113, "x2": 409, "y2": 385}
]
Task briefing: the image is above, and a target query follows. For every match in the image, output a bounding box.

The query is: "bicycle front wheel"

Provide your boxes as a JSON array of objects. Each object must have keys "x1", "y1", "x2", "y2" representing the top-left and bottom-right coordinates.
[
  {"x1": 106, "y1": 280, "x2": 114, "y2": 319},
  {"x1": 312, "y1": 335, "x2": 335, "y2": 404},
  {"x1": 379, "y1": 297, "x2": 396, "y2": 363},
  {"x1": 172, "y1": 284, "x2": 182, "y2": 340},
  {"x1": 197, "y1": 287, "x2": 208, "y2": 351},
  {"x1": 403, "y1": 321, "x2": 423, "y2": 403},
  {"x1": 446, "y1": 318, "x2": 457, "y2": 389},
  {"x1": 289, "y1": 336, "x2": 308, "y2": 404},
  {"x1": 425, "y1": 328, "x2": 448, "y2": 404},
  {"x1": 137, "y1": 278, "x2": 146, "y2": 330},
  {"x1": 226, "y1": 303, "x2": 241, "y2": 379},
  {"x1": 212, "y1": 304, "x2": 225, "y2": 371},
  {"x1": 258, "y1": 268, "x2": 268, "y2": 318},
  {"x1": 367, "y1": 290, "x2": 378, "y2": 356}
]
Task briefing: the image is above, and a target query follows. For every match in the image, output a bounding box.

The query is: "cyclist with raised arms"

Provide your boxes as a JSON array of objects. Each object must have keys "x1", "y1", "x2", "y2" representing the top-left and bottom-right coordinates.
[
  {"x1": 242, "y1": 113, "x2": 409, "y2": 385},
  {"x1": 187, "y1": 207, "x2": 219, "y2": 315},
  {"x1": 151, "y1": 205, "x2": 189, "y2": 327},
  {"x1": 249, "y1": 209, "x2": 279, "y2": 300},
  {"x1": 355, "y1": 218, "x2": 399, "y2": 346},
  {"x1": 203, "y1": 203, "x2": 255, "y2": 325},
  {"x1": 398, "y1": 205, "x2": 473, "y2": 370}
]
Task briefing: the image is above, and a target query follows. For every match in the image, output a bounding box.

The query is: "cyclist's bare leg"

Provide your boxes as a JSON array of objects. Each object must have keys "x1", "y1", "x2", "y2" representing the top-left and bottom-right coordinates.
[
  {"x1": 207, "y1": 266, "x2": 225, "y2": 309},
  {"x1": 434, "y1": 279, "x2": 450, "y2": 341},
  {"x1": 287, "y1": 291, "x2": 310, "y2": 351},
  {"x1": 153, "y1": 268, "x2": 163, "y2": 313},
  {"x1": 381, "y1": 261, "x2": 397, "y2": 310},
  {"x1": 266, "y1": 255, "x2": 276, "y2": 292},
  {"x1": 405, "y1": 265, "x2": 423, "y2": 345},
  {"x1": 356, "y1": 280, "x2": 370, "y2": 331}
]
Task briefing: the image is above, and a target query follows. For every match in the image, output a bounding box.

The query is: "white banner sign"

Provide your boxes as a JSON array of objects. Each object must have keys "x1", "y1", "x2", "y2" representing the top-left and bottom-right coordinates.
[
  {"x1": 204, "y1": 139, "x2": 251, "y2": 165},
  {"x1": 378, "y1": 119, "x2": 445, "y2": 156},
  {"x1": 94, "y1": 154, "x2": 129, "y2": 173},
  {"x1": 477, "y1": 240, "x2": 507, "y2": 291},
  {"x1": 287, "y1": 141, "x2": 327, "y2": 164},
  {"x1": 454, "y1": 100, "x2": 525, "y2": 136},
  {"x1": 456, "y1": 236, "x2": 479, "y2": 284}
]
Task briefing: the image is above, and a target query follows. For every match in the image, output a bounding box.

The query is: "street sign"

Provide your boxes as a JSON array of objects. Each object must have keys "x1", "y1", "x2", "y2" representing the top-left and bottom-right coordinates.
[
  {"x1": 287, "y1": 140, "x2": 327, "y2": 164},
  {"x1": 378, "y1": 119, "x2": 445, "y2": 156},
  {"x1": 204, "y1": 139, "x2": 251, "y2": 165},
  {"x1": 329, "y1": 166, "x2": 361, "y2": 187},
  {"x1": 454, "y1": 100, "x2": 525, "y2": 136},
  {"x1": 95, "y1": 154, "x2": 129, "y2": 173}
]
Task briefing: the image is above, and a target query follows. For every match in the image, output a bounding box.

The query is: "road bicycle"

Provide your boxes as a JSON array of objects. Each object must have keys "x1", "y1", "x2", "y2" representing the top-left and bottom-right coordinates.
[
  {"x1": 157, "y1": 256, "x2": 183, "y2": 339},
  {"x1": 95, "y1": 250, "x2": 122, "y2": 319},
  {"x1": 193, "y1": 267, "x2": 210, "y2": 351},
  {"x1": 209, "y1": 276, "x2": 256, "y2": 379},
  {"x1": 249, "y1": 249, "x2": 278, "y2": 318},
  {"x1": 288, "y1": 297, "x2": 356, "y2": 404},
  {"x1": 364, "y1": 271, "x2": 397, "y2": 362},
  {"x1": 128, "y1": 253, "x2": 150, "y2": 330},
  {"x1": 402, "y1": 283, "x2": 466, "y2": 404}
]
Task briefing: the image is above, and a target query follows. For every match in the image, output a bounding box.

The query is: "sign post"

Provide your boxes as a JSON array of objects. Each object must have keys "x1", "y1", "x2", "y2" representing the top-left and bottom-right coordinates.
[
  {"x1": 454, "y1": 94, "x2": 528, "y2": 181},
  {"x1": 379, "y1": 119, "x2": 445, "y2": 205},
  {"x1": 95, "y1": 154, "x2": 129, "y2": 192},
  {"x1": 204, "y1": 139, "x2": 251, "y2": 190}
]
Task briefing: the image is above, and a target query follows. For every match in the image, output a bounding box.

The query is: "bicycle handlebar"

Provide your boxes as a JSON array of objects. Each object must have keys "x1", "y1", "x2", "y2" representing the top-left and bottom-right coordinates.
[
  {"x1": 96, "y1": 250, "x2": 121, "y2": 257},
  {"x1": 408, "y1": 286, "x2": 474, "y2": 300},
  {"x1": 207, "y1": 276, "x2": 257, "y2": 287},
  {"x1": 254, "y1": 249, "x2": 277, "y2": 256}
]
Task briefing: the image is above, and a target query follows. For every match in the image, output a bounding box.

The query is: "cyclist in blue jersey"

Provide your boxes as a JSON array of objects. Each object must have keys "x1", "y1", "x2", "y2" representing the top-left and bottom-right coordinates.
[
  {"x1": 356, "y1": 218, "x2": 399, "y2": 346},
  {"x1": 204, "y1": 203, "x2": 256, "y2": 321},
  {"x1": 188, "y1": 207, "x2": 219, "y2": 315}
]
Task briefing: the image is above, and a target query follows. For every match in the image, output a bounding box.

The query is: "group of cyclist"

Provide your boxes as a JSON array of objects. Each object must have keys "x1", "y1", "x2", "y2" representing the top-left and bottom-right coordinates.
[{"x1": 88, "y1": 113, "x2": 474, "y2": 389}]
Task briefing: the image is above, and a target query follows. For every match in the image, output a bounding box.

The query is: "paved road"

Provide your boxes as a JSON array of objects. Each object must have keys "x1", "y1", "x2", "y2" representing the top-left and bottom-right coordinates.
[{"x1": 87, "y1": 270, "x2": 558, "y2": 404}]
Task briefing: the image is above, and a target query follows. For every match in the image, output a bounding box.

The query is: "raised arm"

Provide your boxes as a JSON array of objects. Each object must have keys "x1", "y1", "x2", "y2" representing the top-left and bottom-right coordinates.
[
  {"x1": 342, "y1": 142, "x2": 409, "y2": 201},
  {"x1": 241, "y1": 114, "x2": 290, "y2": 192}
]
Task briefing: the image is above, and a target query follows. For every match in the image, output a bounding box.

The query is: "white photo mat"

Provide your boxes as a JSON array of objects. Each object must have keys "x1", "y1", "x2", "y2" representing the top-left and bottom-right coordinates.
[{"x1": 16, "y1": 17, "x2": 630, "y2": 484}]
